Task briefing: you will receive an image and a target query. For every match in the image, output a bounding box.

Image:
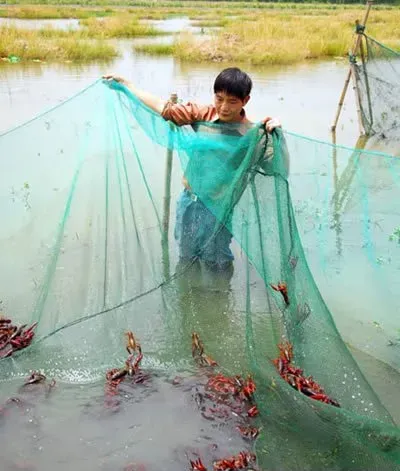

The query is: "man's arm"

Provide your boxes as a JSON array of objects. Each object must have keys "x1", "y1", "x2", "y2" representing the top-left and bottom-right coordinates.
[
  {"x1": 103, "y1": 75, "x2": 166, "y2": 115},
  {"x1": 103, "y1": 74, "x2": 214, "y2": 126}
]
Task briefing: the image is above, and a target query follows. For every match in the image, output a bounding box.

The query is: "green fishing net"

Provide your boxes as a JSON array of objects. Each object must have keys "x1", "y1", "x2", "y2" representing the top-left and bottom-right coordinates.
[{"x1": 0, "y1": 79, "x2": 399, "y2": 470}]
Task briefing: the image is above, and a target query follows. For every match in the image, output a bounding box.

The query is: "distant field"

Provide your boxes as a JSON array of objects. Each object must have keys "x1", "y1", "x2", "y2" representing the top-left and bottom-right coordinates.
[
  {"x1": 1, "y1": 1, "x2": 399, "y2": 18},
  {"x1": 1, "y1": 2, "x2": 398, "y2": 64}
]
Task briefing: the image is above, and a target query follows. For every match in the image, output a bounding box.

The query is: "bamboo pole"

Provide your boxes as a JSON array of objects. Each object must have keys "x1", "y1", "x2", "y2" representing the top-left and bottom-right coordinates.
[
  {"x1": 331, "y1": 69, "x2": 352, "y2": 133},
  {"x1": 350, "y1": 62, "x2": 366, "y2": 136},
  {"x1": 162, "y1": 92, "x2": 178, "y2": 234},
  {"x1": 162, "y1": 92, "x2": 178, "y2": 279},
  {"x1": 359, "y1": 34, "x2": 374, "y2": 133},
  {"x1": 330, "y1": 131, "x2": 343, "y2": 256},
  {"x1": 331, "y1": 1, "x2": 374, "y2": 133}
]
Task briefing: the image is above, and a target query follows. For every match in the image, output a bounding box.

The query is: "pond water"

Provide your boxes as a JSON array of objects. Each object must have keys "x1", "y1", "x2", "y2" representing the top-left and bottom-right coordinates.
[
  {"x1": 1, "y1": 17, "x2": 399, "y2": 471},
  {"x1": 0, "y1": 17, "x2": 80, "y2": 30},
  {"x1": 142, "y1": 16, "x2": 209, "y2": 34}
]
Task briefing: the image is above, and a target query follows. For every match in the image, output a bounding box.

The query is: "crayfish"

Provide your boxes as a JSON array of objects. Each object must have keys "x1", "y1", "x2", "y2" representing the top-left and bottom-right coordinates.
[
  {"x1": 213, "y1": 451, "x2": 256, "y2": 471},
  {"x1": 273, "y1": 341, "x2": 340, "y2": 407},
  {"x1": 0, "y1": 317, "x2": 37, "y2": 358},
  {"x1": 190, "y1": 458, "x2": 208, "y2": 471},
  {"x1": 270, "y1": 282, "x2": 289, "y2": 306},
  {"x1": 105, "y1": 331, "x2": 146, "y2": 395},
  {"x1": 20, "y1": 371, "x2": 56, "y2": 395},
  {"x1": 206, "y1": 373, "x2": 256, "y2": 402},
  {"x1": 24, "y1": 371, "x2": 46, "y2": 385},
  {"x1": 191, "y1": 332, "x2": 218, "y2": 368},
  {"x1": 236, "y1": 425, "x2": 259, "y2": 440}
]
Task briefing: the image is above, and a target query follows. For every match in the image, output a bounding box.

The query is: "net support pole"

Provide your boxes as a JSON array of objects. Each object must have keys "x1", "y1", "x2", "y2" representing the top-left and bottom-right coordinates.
[
  {"x1": 350, "y1": 60, "x2": 366, "y2": 136},
  {"x1": 162, "y1": 92, "x2": 178, "y2": 278},
  {"x1": 359, "y1": 34, "x2": 374, "y2": 132},
  {"x1": 331, "y1": 0, "x2": 373, "y2": 133}
]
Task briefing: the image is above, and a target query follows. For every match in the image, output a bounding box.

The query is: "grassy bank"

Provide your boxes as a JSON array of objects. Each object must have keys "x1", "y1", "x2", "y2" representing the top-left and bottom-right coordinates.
[
  {"x1": 79, "y1": 15, "x2": 161, "y2": 37},
  {"x1": 134, "y1": 43, "x2": 175, "y2": 55},
  {"x1": 0, "y1": 15, "x2": 162, "y2": 62},
  {"x1": 0, "y1": 25, "x2": 117, "y2": 61},
  {"x1": 0, "y1": 6, "x2": 114, "y2": 19},
  {"x1": 136, "y1": 8, "x2": 400, "y2": 65},
  {"x1": 1, "y1": 3, "x2": 399, "y2": 64}
]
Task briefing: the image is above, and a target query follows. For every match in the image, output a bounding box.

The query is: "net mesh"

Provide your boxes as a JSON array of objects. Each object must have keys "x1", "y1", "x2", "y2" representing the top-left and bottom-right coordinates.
[
  {"x1": 355, "y1": 34, "x2": 400, "y2": 143},
  {"x1": 0, "y1": 80, "x2": 399, "y2": 470}
]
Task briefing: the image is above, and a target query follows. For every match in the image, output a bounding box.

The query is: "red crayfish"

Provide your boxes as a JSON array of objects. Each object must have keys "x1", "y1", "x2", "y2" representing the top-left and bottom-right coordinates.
[
  {"x1": 213, "y1": 451, "x2": 256, "y2": 470},
  {"x1": 273, "y1": 341, "x2": 340, "y2": 407},
  {"x1": 0, "y1": 317, "x2": 37, "y2": 358},
  {"x1": 270, "y1": 282, "x2": 289, "y2": 306},
  {"x1": 192, "y1": 332, "x2": 218, "y2": 368},
  {"x1": 105, "y1": 330, "x2": 147, "y2": 399}
]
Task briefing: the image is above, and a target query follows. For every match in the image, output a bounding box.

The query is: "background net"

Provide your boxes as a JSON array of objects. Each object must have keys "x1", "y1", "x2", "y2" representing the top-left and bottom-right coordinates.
[
  {"x1": 0, "y1": 80, "x2": 399, "y2": 470},
  {"x1": 354, "y1": 33, "x2": 400, "y2": 144}
]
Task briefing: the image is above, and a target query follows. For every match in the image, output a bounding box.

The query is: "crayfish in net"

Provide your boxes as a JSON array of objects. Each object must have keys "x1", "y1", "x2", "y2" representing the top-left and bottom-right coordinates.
[
  {"x1": 191, "y1": 332, "x2": 218, "y2": 368},
  {"x1": 273, "y1": 341, "x2": 340, "y2": 407},
  {"x1": 0, "y1": 316, "x2": 37, "y2": 359},
  {"x1": 190, "y1": 451, "x2": 257, "y2": 471},
  {"x1": 270, "y1": 282, "x2": 289, "y2": 306}
]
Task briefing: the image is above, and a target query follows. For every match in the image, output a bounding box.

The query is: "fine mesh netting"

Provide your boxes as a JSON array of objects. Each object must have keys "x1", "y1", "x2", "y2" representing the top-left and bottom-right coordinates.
[
  {"x1": 0, "y1": 80, "x2": 399, "y2": 470},
  {"x1": 354, "y1": 34, "x2": 400, "y2": 141}
]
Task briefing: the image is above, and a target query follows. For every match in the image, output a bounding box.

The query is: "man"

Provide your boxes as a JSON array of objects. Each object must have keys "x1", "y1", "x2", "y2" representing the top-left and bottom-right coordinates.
[{"x1": 103, "y1": 67, "x2": 281, "y2": 274}]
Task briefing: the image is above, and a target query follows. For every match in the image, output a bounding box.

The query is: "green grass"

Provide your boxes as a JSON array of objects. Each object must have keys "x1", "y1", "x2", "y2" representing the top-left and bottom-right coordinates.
[
  {"x1": 134, "y1": 43, "x2": 175, "y2": 55},
  {"x1": 2, "y1": 1, "x2": 399, "y2": 9},
  {"x1": 79, "y1": 16, "x2": 162, "y2": 37},
  {"x1": 137, "y1": 8, "x2": 400, "y2": 64},
  {"x1": 0, "y1": 6, "x2": 114, "y2": 19},
  {"x1": 2, "y1": 2, "x2": 399, "y2": 17},
  {"x1": 0, "y1": 25, "x2": 118, "y2": 61},
  {"x1": 191, "y1": 18, "x2": 231, "y2": 27},
  {"x1": 1, "y1": 3, "x2": 399, "y2": 64},
  {"x1": 0, "y1": 13, "x2": 164, "y2": 62}
]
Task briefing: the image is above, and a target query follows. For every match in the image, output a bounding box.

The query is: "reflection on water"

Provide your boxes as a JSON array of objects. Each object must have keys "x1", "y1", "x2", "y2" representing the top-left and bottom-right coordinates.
[{"x1": 142, "y1": 16, "x2": 213, "y2": 35}]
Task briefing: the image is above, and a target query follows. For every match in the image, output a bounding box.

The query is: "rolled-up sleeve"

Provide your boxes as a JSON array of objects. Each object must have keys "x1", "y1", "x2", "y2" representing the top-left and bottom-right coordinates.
[{"x1": 161, "y1": 101, "x2": 216, "y2": 126}]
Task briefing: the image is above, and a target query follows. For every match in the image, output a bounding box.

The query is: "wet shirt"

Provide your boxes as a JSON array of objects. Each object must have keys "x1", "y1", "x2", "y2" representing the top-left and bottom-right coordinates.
[{"x1": 161, "y1": 101, "x2": 252, "y2": 127}]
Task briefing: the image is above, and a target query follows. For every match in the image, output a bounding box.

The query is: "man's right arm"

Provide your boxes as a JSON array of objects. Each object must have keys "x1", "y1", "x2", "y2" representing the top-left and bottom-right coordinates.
[
  {"x1": 103, "y1": 75, "x2": 166, "y2": 115},
  {"x1": 102, "y1": 75, "x2": 214, "y2": 126}
]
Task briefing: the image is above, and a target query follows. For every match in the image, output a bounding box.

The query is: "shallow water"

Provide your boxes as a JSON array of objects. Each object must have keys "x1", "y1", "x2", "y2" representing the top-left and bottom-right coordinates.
[
  {"x1": 142, "y1": 16, "x2": 211, "y2": 35},
  {"x1": 0, "y1": 17, "x2": 80, "y2": 30},
  {"x1": 1, "y1": 18, "x2": 400, "y2": 469},
  {"x1": 0, "y1": 372, "x2": 255, "y2": 471}
]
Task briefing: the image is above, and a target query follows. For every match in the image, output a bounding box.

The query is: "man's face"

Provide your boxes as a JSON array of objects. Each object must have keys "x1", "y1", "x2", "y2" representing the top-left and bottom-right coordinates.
[{"x1": 214, "y1": 91, "x2": 250, "y2": 122}]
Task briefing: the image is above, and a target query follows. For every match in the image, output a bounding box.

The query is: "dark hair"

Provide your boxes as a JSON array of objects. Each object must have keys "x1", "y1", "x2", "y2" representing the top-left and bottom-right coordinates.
[{"x1": 213, "y1": 67, "x2": 252, "y2": 100}]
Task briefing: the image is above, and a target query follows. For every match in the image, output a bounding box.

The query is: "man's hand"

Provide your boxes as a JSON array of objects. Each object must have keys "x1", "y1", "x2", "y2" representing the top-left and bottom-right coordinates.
[
  {"x1": 102, "y1": 74, "x2": 127, "y2": 84},
  {"x1": 102, "y1": 74, "x2": 129, "y2": 91},
  {"x1": 262, "y1": 116, "x2": 281, "y2": 134}
]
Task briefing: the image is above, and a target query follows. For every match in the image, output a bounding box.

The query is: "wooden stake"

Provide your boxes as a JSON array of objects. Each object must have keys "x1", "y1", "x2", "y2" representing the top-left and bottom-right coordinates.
[
  {"x1": 350, "y1": 62, "x2": 366, "y2": 136},
  {"x1": 331, "y1": 1, "x2": 374, "y2": 133},
  {"x1": 162, "y1": 92, "x2": 178, "y2": 234},
  {"x1": 331, "y1": 69, "x2": 352, "y2": 133},
  {"x1": 330, "y1": 131, "x2": 343, "y2": 256},
  {"x1": 359, "y1": 34, "x2": 374, "y2": 132},
  {"x1": 162, "y1": 92, "x2": 178, "y2": 278}
]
